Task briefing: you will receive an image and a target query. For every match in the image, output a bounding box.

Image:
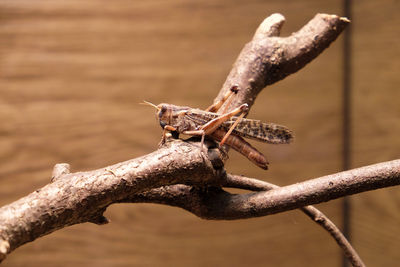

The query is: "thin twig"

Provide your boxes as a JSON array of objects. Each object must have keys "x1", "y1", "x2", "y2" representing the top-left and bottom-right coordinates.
[{"x1": 222, "y1": 174, "x2": 366, "y2": 267}]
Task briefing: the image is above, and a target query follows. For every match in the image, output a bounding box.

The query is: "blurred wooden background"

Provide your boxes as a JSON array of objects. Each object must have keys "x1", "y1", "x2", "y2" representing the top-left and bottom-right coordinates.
[{"x1": 0, "y1": 0, "x2": 399, "y2": 266}]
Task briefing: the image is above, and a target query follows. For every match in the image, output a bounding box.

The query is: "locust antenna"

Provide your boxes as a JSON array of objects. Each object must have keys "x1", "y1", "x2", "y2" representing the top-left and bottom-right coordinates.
[{"x1": 140, "y1": 100, "x2": 160, "y2": 111}]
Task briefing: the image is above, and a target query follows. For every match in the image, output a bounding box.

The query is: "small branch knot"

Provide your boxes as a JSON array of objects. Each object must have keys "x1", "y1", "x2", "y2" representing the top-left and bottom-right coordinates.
[
  {"x1": 89, "y1": 215, "x2": 110, "y2": 225},
  {"x1": 253, "y1": 13, "x2": 285, "y2": 39},
  {"x1": 51, "y1": 163, "x2": 71, "y2": 182}
]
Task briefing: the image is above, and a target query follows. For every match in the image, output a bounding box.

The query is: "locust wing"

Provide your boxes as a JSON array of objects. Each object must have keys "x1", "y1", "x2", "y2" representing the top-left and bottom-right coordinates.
[{"x1": 224, "y1": 117, "x2": 294, "y2": 144}]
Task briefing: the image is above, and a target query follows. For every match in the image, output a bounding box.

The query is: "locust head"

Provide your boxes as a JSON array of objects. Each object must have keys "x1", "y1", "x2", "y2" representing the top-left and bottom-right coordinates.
[
  {"x1": 156, "y1": 103, "x2": 171, "y2": 128},
  {"x1": 142, "y1": 101, "x2": 187, "y2": 130}
]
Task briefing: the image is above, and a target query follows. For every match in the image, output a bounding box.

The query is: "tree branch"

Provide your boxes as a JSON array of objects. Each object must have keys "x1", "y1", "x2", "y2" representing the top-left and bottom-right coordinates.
[
  {"x1": 0, "y1": 13, "x2": 381, "y2": 267},
  {"x1": 0, "y1": 140, "x2": 225, "y2": 261}
]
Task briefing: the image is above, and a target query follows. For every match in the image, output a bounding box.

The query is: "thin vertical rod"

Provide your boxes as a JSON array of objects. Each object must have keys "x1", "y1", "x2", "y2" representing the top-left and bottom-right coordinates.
[{"x1": 342, "y1": 0, "x2": 352, "y2": 267}]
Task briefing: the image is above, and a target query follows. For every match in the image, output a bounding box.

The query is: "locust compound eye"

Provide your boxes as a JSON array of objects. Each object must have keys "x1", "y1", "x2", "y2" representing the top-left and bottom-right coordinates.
[
  {"x1": 159, "y1": 121, "x2": 166, "y2": 128},
  {"x1": 158, "y1": 105, "x2": 167, "y2": 118}
]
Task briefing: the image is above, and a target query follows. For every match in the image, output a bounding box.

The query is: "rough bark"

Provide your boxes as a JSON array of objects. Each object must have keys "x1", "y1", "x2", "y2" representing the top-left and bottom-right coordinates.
[{"x1": 0, "y1": 140, "x2": 225, "y2": 260}]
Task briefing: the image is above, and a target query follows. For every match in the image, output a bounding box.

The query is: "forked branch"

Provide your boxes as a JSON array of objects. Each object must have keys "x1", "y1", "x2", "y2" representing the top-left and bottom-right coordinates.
[
  {"x1": 1, "y1": 13, "x2": 394, "y2": 267},
  {"x1": 214, "y1": 13, "x2": 350, "y2": 112}
]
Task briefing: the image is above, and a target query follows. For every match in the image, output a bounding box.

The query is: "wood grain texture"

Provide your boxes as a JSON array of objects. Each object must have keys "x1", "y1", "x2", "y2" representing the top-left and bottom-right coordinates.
[{"x1": 0, "y1": 0, "x2": 398, "y2": 266}]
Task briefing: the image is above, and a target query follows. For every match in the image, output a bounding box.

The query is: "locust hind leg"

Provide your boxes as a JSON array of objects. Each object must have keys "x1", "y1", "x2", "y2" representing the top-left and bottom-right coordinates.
[
  {"x1": 206, "y1": 85, "x2": 239, "y2": 113},
  {"x1": 205, "y1": 85, "x2": 249, "y2": 149},
  {"x1": 219, "y1": 111, "x2": 246, "y2": 146},
  {"x1": 183, "y1": 103, "x2": 248, "y2": 152},
  {"x1": 200, "y1": 103, "x2": 248, "y2": 135}
]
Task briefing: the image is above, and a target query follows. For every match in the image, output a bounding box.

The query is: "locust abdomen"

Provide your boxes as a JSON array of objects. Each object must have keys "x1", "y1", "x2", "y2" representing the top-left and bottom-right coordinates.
[{"x1": 210, "y1": 129, "x2": 269, "y2": 170}]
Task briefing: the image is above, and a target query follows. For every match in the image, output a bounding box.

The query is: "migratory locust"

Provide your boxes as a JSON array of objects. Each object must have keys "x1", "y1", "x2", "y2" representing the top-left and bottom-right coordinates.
[{"x1": 143, "y1": 86, "x2": 293, "y2": 170}]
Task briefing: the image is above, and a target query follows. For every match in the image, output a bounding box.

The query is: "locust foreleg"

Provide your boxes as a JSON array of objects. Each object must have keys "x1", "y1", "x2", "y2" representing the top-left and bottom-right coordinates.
[{"x1": 159, "y1": 125, "x2": 177, "y2": 146}]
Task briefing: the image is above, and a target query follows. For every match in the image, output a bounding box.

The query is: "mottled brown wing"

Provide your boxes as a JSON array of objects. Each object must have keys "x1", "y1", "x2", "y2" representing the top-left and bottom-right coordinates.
[
  {"x1": 184, "y1": 109, "x2": 219, "y2": 125},
  {"x1": 224, "y1": 117, "x2": 294, "y2": 144}
]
